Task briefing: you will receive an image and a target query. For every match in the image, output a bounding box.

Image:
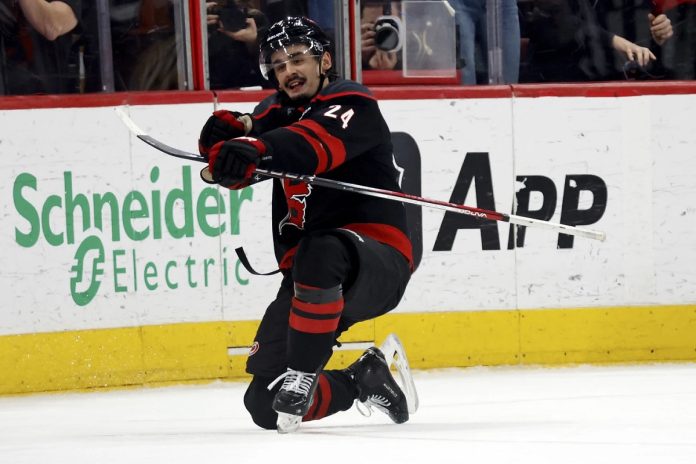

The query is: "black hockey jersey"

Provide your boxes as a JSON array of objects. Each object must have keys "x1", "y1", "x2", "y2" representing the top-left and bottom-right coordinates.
[{"x1": 248, "y1": 79, "x2": 413, "y2": 271}]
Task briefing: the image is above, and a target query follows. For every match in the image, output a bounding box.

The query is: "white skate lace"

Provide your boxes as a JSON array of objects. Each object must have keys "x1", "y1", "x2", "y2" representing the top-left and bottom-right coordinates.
[
  {"x1": 267, "y1": 369, "x2": 316, "y2": 395},
  {"x1": 368, "y1": 395, "x2": 391, "y2": 407},
  {"x1": 355, "y1": 394, "x2": 392, "y2": 418}
]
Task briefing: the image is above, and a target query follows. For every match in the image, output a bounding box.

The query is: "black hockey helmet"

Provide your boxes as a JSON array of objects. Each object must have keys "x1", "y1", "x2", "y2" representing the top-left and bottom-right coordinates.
[{"x1": 258, "y1": 16, "x2": 335, "y2": 81}]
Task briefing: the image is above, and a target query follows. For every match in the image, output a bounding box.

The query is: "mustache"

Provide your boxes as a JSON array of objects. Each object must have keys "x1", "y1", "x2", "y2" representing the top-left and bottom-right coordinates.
[{"x1": 284, "y1": 74, "x2": 305, "y2": 86}]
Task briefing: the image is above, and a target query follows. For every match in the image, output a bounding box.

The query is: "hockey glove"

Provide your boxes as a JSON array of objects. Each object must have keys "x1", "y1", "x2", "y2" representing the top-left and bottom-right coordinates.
[
  {"x1": 198, "y1": 110, "x2": 253, "y2": 157},
  {"x1": 204, "y1": 137, "x2": 270, "y2": 189}
]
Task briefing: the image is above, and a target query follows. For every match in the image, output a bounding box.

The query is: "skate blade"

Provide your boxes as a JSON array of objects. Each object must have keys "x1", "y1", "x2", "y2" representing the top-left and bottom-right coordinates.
[
  {"x1": 276, "y1": 412, "x2": 302, "y2": 434},
  {"x1": 380, "y1": 333, "x2": 419, "y2": 414}
]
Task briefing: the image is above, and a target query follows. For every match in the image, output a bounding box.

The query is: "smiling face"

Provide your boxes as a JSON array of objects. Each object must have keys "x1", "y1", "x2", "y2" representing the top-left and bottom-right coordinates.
[{"x1": 270, "y1": 43, "x2": 332, "y2": 100}]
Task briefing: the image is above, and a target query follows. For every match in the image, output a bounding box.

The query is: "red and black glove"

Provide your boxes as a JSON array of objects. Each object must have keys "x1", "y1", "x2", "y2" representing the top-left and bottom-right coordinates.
[
  {"x1": 205, "y1": 137, "x2": 270, "y2": 189},
  {"x1": 198, "y1": 110, "x2": 252, "y2": 157}
]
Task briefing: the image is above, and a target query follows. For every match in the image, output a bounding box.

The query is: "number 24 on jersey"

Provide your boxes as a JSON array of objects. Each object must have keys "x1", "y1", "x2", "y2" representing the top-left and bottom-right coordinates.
[{"x1": 324, "y1": 105, "x2": 355, "y2": 129}]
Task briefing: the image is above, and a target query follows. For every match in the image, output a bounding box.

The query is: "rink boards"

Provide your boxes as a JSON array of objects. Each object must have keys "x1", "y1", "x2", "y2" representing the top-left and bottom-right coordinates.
[{"x1": 1, "y1": 84, "x2": 695, "y2": 394}]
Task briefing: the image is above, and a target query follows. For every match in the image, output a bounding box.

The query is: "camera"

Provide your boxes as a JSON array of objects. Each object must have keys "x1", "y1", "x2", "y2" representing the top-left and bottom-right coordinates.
[
  {"x1": 374, "y1": 15, "x2": 403, "y2": 53},
  {"x1": 208, "y1": 2, "x2": 248, "y2": 33}
]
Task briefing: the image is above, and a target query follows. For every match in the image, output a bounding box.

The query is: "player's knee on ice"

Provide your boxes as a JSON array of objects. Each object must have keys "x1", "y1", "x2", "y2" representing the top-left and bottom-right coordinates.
[{"x1": 243, "y1": 376, "x2": 278, "y2": 430}]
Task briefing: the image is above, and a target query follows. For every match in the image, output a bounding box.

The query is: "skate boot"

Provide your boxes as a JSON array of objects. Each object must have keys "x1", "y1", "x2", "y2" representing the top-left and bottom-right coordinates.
[
  {"x1": 268, "y1": 369, "x2": 319, "y2": 433},
  {"x1": 346, "y1": 346, "x2": 410, "y2": 424}
]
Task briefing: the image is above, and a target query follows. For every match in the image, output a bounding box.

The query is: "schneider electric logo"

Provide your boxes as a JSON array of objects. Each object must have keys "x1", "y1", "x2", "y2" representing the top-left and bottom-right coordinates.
[
  {"x1": 70, "y1": 235, "x2": 106, "y2": 306},
  {"x1": 12, "y1": 166, "x2": 253, "y2": 306}
]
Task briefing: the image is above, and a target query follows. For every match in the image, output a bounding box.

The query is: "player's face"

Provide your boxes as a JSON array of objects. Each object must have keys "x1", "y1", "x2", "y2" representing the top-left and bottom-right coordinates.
[{"x1": 271, "y1": 44, "x2": 332, "y2": 100}]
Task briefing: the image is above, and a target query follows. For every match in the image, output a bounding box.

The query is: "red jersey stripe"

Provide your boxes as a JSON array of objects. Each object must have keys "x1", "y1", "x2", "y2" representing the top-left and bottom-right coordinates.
[
  {"x1": 253, "y1": 103, "x2": 282, "y2": 120},
  {"x1": 285, "y1": 126, "x2": 330, "y2": 173},
  {"x1": 312, "y1": 91, "x2": 376, "y2": 102},
  {"x1": 342, "y1": 223, "x2": 414, "y2": 270},
  {"x1": 295, "y1": 120, "x2": 347, "y2": 169}
]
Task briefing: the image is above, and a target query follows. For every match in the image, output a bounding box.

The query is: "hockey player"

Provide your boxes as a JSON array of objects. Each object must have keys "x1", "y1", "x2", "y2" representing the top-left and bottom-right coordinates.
[{"x1": 198, "y1": 17, "x2": 416, "y2": 433}]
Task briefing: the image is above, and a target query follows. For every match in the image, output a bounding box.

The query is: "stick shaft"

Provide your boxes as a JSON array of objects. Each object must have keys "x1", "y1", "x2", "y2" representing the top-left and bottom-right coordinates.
[
  {"x1": 256, "y1": 169, "x2": 606, "y2": 241},
  {"x1": 115, "y1": 106, "x2": 606, "y2": 241}
]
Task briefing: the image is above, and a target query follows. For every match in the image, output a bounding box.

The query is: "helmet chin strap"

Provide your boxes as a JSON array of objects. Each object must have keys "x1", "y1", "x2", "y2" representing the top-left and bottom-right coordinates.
[
  {"x1": 306, "y1": 57, "x2": 327, "y2": 100},
  {"x1": 316, "y1": 74, "x2": 327, "y2": 97},
  {"x1": 313, "y1": 56, "x2": 331, "y2": 98}
]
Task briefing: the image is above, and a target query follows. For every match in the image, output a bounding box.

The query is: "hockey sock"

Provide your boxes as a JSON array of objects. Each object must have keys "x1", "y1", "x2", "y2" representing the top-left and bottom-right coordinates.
[
  {"x1": 288, "y1": 282, "x2": 344, "y2": 372},
  {"x1": 303, "y1": 370, "x2": 358, "y2": 422},
  {"x1": 289, "y1": 232, "x2": 354, "y2": 372}
]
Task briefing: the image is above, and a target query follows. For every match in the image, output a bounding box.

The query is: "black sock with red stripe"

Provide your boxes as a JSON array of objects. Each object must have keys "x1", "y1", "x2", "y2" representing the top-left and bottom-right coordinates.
[
  {"x1": 303, "y1": 369, "x2": 358, "y2": 422},
  {"x1": 288, "y1": 233, "x2": 354, "y2": 373},
  {"x1": 288, "y1": 282, "x2": 344, "y2": 372}
]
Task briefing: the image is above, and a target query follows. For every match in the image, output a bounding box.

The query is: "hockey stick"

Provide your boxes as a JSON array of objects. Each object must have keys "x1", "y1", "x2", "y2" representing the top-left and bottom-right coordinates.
[{"x1": 115, "y1": 107, "x2": 606, "y2": 242}]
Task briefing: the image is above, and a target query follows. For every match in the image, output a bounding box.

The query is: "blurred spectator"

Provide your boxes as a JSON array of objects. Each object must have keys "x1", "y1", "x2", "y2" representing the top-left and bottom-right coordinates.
[
  {"x1": 109, "y1": 0, "x2": 180, "y2": 91},
  {"x1": 260, "y1": 0, "x2": 306, "y2": 23},
  {"x1": 207, "y1": 0, "x2": 271, "y2": 89},
  {"x1": 519, "y1": 0, "x2": 662, "y2": 82},
  {"x1": 592, "y1": 1, "x2": 673, "y2": 80},
  {"x1": 306, "y1": 0, "x2": 334, "y2": 32},
  {"x1": 1, "y1": 0, "x2": 81, "y2": 95},
  {"x1": 451, "y1": 0, "x2": 520, "y2": 84},
  {"x1": 648, "y1": 7, "x2": 674, "y2": 45},
  {"x1": 361, "y1": 1, "x2": 401, "y2": 71},
  {"x1": 651, "y1": 0, "x2": 695, "y2": 79}
]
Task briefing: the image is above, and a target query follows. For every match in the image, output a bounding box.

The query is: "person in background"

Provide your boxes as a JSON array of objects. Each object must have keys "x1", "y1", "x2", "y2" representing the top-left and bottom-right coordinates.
[
  {"x1": 259, "y1": 0, "x2": 305, "y2": 23},
  {"x1": 306, "y1": 0, "x2": 333, "y2": 32},
  {"x1": 360, "y1": 0, "x2": 401, "y2": 70},
  {"x1": 641, "y1": 0, "x2": 692, "y2": 79},
  {"x1": 451, "y1": 0, "x2": 520, "y2": 84},
  {"x1": 1, "y1": 0, "x2": 81, "y2": 94},
  {"x1": 207, "y1": 1, "x2": 271, "y2": 89},
  {"x1": 647, "y1": 3, "x2": 674, "y2": 45},
  {"x1": 107, "y1": 0, "x2": 179, "y2": 91},
  {"x1": 197, "y1": 17, "x2": 417, "y2": 433},
  {"x1": 519, "y1": 0, "x2": 670, "y2": 82},
  {"x1": 600, "y1": 0, "x2": 673, "y2": 75}
]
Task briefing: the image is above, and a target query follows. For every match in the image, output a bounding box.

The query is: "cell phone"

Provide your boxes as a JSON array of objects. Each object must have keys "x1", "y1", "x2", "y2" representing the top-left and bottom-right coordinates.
[{"x1": 219, "y1": 5, "x2": 248, "y2": 32}]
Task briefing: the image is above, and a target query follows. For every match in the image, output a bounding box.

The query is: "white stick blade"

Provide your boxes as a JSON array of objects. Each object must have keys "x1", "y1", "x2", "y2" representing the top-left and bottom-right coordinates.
[
  {"x1": 380, "y1": 333, "x2": 419, "y2": 414},
  {"x1": 114, "y1": 106, "x2": 145, "y2": 136}
]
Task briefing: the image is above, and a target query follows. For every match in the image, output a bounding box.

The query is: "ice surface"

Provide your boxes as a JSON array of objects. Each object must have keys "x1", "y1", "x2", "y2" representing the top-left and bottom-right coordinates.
[{"x1": 1, "y1": 364, "x2": 694, "y2": 464}]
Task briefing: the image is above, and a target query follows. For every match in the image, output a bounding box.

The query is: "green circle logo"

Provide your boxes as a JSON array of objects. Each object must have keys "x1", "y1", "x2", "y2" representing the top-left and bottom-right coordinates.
[{"x1": 70, "y1": 235, "x2": 105, "y2": 306}]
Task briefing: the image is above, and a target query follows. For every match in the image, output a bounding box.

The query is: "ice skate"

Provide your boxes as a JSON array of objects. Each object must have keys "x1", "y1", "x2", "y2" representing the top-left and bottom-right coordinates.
[
  {"x1": 346, "y1": 334, "x2": 418, "y2": 424},
  {"x1": 268, "y1": 369, "x2": 319, "y2": 433}
]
